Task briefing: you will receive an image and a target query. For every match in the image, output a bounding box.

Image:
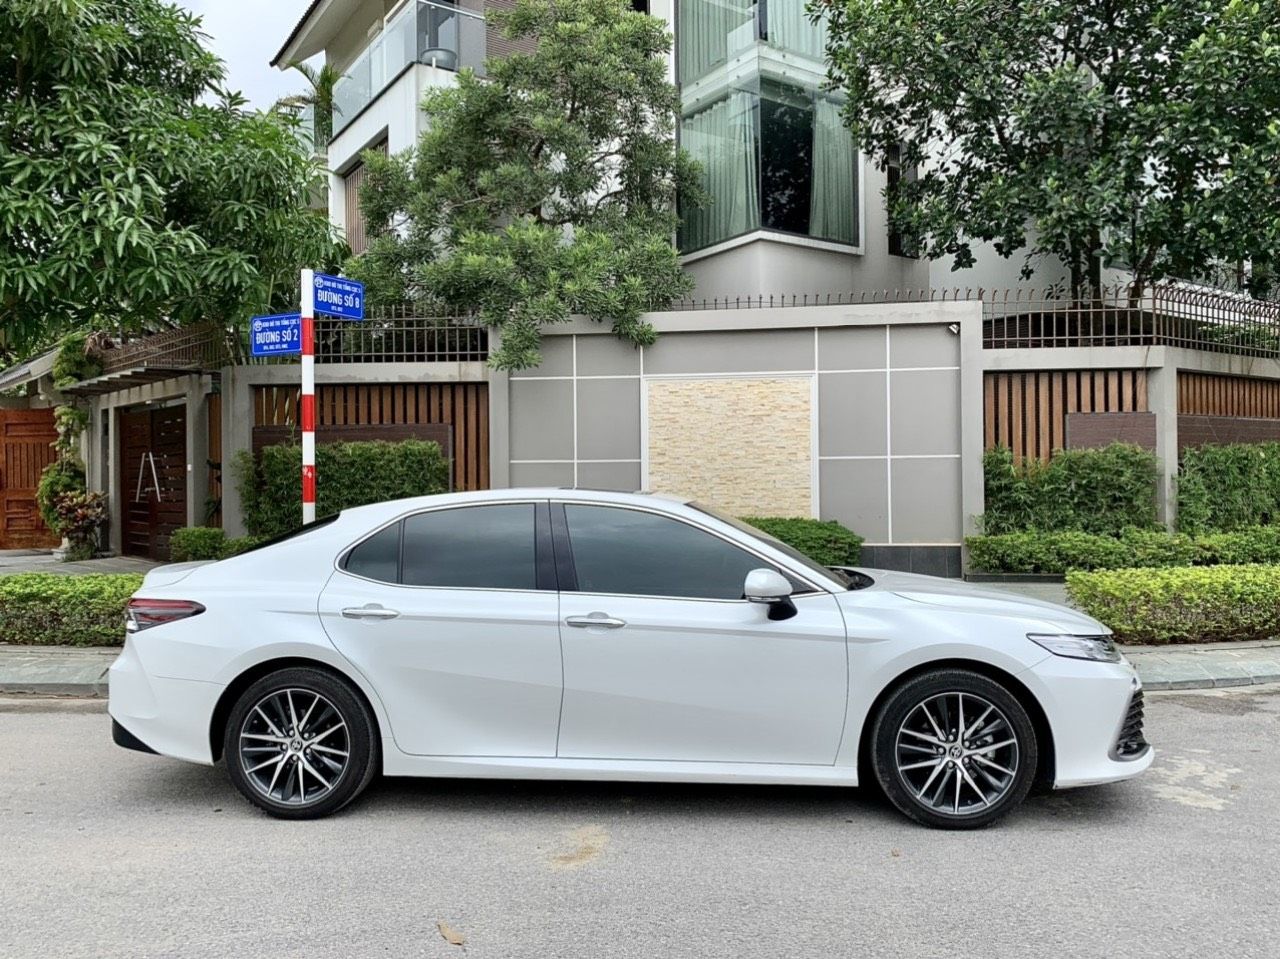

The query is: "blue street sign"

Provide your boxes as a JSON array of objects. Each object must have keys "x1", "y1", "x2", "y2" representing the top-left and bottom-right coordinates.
[
  {"x1": 313, "y1": 273, "x2": 365, "y2": 320},
  {"x1": 249, "y1": 313, "x2": 302, "y2": 357}
]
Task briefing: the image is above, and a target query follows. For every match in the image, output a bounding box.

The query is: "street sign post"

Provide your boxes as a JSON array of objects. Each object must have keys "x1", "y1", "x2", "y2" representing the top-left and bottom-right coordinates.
[
  {"x1": 312, "y1": 273, "x2": 365, "y2": 320},
  {"x1": 298, "y1": 271, "x2": 365, "y2": 525},
  {"x1": 248, "y1": 313, "x2": 302, "y2": 358}
]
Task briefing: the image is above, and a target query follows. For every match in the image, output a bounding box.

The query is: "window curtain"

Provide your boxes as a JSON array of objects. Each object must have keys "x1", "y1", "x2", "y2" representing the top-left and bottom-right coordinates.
[
  {"x1": 809, "y1": 97, "x2": 857, "y2": 244},
  {"x1": 767, "y1": 0, "x2": 827, "y2": 59},
  {"x1": 680, "y1": 92, "x2": 761, "y2": 251},
  {"x1": 678, "y1": 0, "x2": 756, "y2": 84}
]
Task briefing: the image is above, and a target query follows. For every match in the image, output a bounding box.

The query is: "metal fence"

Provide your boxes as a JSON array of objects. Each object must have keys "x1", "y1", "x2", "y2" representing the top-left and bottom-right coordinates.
[{"x1": 98, "y1": 322, "x2": 234, "y2": 376}]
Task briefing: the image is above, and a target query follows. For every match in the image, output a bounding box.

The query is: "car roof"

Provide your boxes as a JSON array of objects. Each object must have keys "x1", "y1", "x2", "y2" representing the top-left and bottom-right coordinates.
[{"x1": 337, "y1": 488, "x2": 690, "y2": 520}]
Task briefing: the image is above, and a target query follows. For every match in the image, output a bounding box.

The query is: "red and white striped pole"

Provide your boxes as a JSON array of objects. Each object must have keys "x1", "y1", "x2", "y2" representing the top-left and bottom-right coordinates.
[{"x1": 300, "y1": 268, "x2": 317, "y2": 525}]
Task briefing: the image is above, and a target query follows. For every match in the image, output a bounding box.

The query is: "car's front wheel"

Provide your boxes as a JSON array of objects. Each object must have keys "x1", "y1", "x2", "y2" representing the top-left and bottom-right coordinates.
[
  {"x1": 871, "y1": 669, "x2": 1038, "y2": 829},
  {"x1": 223, "y1": 666, "x2": 378, "y2": 819}
]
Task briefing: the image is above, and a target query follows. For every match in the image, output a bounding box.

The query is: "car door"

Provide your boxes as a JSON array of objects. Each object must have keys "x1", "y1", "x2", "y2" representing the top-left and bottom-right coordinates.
[
  {"x1": 318, "y1": 500, "x2": 563, "y2": 757},
  {"x1": 554, "y1": 502, "x2": 848, "y2": 765}
]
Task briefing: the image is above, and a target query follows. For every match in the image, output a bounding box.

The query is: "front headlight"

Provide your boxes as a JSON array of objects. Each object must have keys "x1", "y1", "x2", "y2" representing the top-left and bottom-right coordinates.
[{"x1": 1028, "y1": 633, "x2": 1121, "y2": 664}]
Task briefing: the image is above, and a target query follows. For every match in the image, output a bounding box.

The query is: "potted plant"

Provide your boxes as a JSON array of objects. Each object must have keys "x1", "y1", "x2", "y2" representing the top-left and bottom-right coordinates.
[{"x1": 51, "y1": 490, "x2": 108, "y2": 561}]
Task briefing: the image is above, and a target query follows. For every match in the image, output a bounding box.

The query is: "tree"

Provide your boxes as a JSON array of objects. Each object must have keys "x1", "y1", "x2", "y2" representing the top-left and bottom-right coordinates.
[
  {"x1": 821, "y1": 0, "x2": 1280, "y2": 297},
  {"x1": 347, "y1": 0, "x2": 699, "y2": 370},
  {"x1": 0, "y1": 0, "x2": 345, "y2": 360},
  {"x1": 274, "y1": 60, "x2": 343, "y2": 149}
]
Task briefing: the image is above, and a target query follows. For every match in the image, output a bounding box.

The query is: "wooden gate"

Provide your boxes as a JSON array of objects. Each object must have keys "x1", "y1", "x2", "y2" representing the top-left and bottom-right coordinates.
[
  {"x1": 0, "y1": 409, "x2": 59, "y2": 549},
  {"x1": 119, "y1": 406, "x2": 187, "y2": 559}
]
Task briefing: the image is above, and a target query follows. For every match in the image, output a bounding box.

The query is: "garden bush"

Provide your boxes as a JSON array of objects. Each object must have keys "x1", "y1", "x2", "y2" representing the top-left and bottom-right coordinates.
[
  {"x1": 234, "y1": 439, "x2": 451, "y2": 539},
  {"x1": 982, "y1": 443, "x2": 1159, "y2": 535},
  {"x1": 742, "y1": 517, "x2": 863, "y2": 566},
  {"x1": 1066, "y1": 564, "x2": 1280, "y2": 644},
  {"x1": 36, "y1": 459, "x2": 85, "y2": 531},
  {"x1": 965, "y1": 525, "x2": 1280, "y2": 573},
  {"x1": 1177, "y1": 442, "x2": 1280, "y2": 533},
  {"x1": 170, "y1": 527, "x2": 265, "y2": 561},
  {"x1": 0, "y1": 573, "x2": 143, "y2": 646}
]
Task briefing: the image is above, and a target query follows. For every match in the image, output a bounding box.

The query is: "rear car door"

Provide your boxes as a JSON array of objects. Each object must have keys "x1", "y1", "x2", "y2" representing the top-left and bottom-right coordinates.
[
  {"x1": 318, "y1": 500, "x2": 562, "y2": 757},
  {"x1": 554, "y1": 502, "x2": 848, "y2": 765}
]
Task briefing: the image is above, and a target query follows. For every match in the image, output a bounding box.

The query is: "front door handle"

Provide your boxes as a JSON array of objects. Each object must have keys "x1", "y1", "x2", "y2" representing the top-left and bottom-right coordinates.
[
  {"x1": 565, "y1": 613, "x2": 627, "y2": 629},
  {"x1": 342, "y1": 604, "x2": 400, "y2": 620}
]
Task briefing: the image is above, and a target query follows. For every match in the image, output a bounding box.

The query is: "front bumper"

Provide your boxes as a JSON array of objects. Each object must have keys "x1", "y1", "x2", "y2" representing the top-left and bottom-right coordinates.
[
  {"x1": 1026, "y1": 654, "x2": 1155, "y2": 788},
  {"x1": 107, "y1": 637, "x2": 224, "y2": 765}
]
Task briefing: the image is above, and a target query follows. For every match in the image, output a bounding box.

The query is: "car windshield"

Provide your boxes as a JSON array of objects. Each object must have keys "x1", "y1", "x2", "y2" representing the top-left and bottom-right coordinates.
[{"x1": 689, "y1": 503, "x2": 857, "y2": 590}]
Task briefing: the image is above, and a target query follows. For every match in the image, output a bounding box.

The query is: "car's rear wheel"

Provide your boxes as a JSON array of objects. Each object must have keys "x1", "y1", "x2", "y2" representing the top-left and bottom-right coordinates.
[
  {"x1": 871, "y1": 669, "x2": 1037, "y2": 829},
  {"x1": 223, "y1": 667, "x2": 377, "y2": 819}
]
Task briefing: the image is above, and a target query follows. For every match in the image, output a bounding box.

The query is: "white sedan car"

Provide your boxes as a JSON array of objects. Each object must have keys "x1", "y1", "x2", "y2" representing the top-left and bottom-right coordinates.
[{"x1": 109, "y1": 489, "x2": 1151, "y2": 828}]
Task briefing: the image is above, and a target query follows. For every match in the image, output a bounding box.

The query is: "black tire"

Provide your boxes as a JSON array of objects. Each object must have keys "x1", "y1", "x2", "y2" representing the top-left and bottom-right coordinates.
[
  {"x1": 223, "y1": 666, "x2": 378, "y2": 820},
  {"x1": 871, "y1": 669, "x2": 1038, "y2": 829}
]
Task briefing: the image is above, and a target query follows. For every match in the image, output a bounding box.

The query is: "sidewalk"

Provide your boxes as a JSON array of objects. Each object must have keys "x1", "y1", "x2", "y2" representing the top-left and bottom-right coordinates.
[
  {"x1": 0, "y1": 549, "x2": 159, "y2": 578},
  {"x1": 2, "y1": 639, "x2": 1278, "y2": 698}
]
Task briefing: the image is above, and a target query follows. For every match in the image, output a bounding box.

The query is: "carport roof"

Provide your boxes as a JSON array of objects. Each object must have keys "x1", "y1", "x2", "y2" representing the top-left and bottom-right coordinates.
[{"x1": 0, "y1": 348, "x2": 57, "y2": 392}]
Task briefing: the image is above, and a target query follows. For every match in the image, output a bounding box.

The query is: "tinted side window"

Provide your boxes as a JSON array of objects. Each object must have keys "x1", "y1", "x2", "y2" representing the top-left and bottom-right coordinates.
[
  {"x1": 343, "y1": 521, "x2": 401, "y2": 583},
  {"x1": 564, "y1": 505, "x2": 767, "y2": 600},
  {"x1": 401, "y1": 504, "x2": 537, "y2": 590}
]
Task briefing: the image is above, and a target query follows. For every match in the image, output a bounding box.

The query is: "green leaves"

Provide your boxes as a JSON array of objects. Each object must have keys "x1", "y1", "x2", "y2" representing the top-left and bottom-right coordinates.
[
  {"x1": 0, "y1": 573, "x2": 143, "y2": 647},
  {"x1": 741, "y1": 517, "x2": 864, "y2": 566},
  {"x1": 0, "y1": 0, "x2": 345, "y2": 358},
  {"x1": 822, "y1": 0, "x2": 1280, "y2": 293},
  {"x1": 346, "y1": 0, "x2": 695, "y2": 369}
]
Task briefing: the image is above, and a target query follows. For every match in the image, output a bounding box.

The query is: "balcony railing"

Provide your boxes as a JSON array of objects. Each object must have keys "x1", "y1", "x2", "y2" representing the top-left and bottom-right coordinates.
[{"x1": 332, "y1": 0, "x2": 487, "y2": 139}]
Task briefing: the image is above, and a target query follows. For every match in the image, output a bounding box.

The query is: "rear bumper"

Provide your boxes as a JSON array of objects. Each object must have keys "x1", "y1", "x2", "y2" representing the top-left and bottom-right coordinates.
[
  {"x1": 107, "y1": 638, "x2": 223, "y2": 765},
  {"x1": 111, "y1": 719, "x2": 157, "y2": 754}
]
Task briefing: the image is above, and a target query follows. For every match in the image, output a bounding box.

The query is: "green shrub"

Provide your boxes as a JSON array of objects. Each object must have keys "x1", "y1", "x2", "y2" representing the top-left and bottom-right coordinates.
[
  {"x1": 223, "y1": 535, "x2": 264, "y2": 556},
  {"x1": 235, "y1": 440, "x2": 451, "y2": 539},
  {"x1": 741, "y1": 517, "x2": 863, "y2": 566},
  {"x1": 1196, "y1": 526, "x2": 1280, "y2": 565},
  {"x1": 1177, "y1": 442, "x2": 1280, "y2": 533},
  {"x1": 967, "y1": 526, "x2": 1250, "y2": 573},
  {"x1": 1067, "y1": 564, "x2": 1280, "y2": 644},
  {"x1": 50, "y1": 331, "x2": 104, "y2": 387},
  {"x1": 982, "y1": 443, "x2": 1159, "y2": 535},
  {"x1": 170, "y1": 527, "x2": 229, "y2": 562},
  {"x1": 36, "y1": 459, "x2": 86, "y2": 532},
  {"x1": 0, "y1": 573, "x2": 143, "y2": 646}
]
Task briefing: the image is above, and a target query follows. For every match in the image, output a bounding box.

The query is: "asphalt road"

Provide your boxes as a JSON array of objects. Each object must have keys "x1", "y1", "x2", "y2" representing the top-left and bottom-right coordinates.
[{"x1": 2, "y1": 688, "x2": 1277, "y2": 959}]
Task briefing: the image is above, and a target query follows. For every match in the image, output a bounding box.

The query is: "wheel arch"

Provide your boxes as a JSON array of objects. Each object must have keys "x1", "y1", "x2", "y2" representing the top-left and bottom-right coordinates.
[
  {"x1": 857, "y1": 658, "x2": 1056, "y2": 789},
  {"x1": 209, "y1": 657, "x2": 384, "y2": 764}
]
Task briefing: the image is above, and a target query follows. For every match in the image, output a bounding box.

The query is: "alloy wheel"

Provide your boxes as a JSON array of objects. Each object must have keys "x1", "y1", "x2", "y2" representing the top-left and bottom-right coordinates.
[
  {"x1": 894, "y1": 691, "x2": 1020, "y2": 816},
  {"x1": 237, "y1": 688, "x2": 351, "y2": 806}
]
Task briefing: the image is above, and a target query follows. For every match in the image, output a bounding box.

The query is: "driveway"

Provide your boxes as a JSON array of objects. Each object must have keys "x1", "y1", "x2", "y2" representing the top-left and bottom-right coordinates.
[{"x1": 1, "y1": 687, "x2": 1277, "y2": 958}]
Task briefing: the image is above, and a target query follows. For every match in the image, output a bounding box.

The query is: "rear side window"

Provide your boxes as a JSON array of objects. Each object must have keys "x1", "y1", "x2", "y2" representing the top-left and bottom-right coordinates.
[
  {"x1": 343, "y1": 522, "x2": 401, "y2": 583},
  {"x1": 401, "y1": 504, "x2": 537, "y2": 590},
  {"x1": 563, "y1": 504, "x2": 771, "y2": 600}
]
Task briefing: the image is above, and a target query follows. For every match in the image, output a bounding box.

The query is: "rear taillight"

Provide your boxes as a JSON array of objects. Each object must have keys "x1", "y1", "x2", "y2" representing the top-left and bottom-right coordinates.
[{"x1": 126, "y1": 598, "x2": 206, "y2": 633}]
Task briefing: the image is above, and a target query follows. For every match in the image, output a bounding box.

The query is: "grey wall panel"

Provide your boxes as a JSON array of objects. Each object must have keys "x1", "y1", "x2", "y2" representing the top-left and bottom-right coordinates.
[
  {"x1": 888, "y1": 324, "x2": 959, "y2": 368},
  {"x1": 817, "y1": 326, "x2": 887, "y2": 370},
  {"x1": 890, "y1": 458, "x2": 962, "y2": 542},
  {"x1": 509, "y1": 462, "x2": 575, "y2": 487},
  {"x1": 510, "y1": 335, "x2": 574, "y2": 377},
  {"x1": 577, "y1": 379, "x2": 641, "y2": 460},
  {"x1": 577, "y1": 461, "x2": 642, "y2": 492},
  {"x1": 575, "y1": 335, "x2": 642, "y2": 376},
  {"x1": 889, "y1": 369, "x2": 961, "y2": 455},
  {"x1": 819, "y1": 459, "x2": 889, "y2": 542},
  {"x1": 819, "y1": 372, "x2": 887, "y2": 456},
  {"x1": 643, "y1": 330, "x2": 814, "y2": 374},
  {"x1": 509, "y1": 380, "x2": 574, "y2": 460}
]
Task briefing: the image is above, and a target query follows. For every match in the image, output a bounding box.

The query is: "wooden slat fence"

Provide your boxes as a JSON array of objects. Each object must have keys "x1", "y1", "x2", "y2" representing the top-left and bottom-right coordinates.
[
  {"x1": 1178, "y1": 371, "x2": 1280, "y2": 418},
  {"x1": 984, "y1": 370, "x2": 1149, "y2": 462}
]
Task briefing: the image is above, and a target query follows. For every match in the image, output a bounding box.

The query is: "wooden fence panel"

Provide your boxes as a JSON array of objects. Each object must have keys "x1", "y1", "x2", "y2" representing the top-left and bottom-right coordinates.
[
  {"x1": 252, "y1": 383, "x2": 489, "y2": 491},
  {"x1": 1178, "y1": 371, "x2": 1280, "y2": 418},
  {"x1": 984, "y1": 369, "x2": 1149, "y2": 461}
]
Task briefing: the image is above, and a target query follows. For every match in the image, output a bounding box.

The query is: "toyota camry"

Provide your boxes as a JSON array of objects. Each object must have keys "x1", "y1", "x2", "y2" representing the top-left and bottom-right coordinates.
[{"x1": 109, "y1": 489, "x2": 1151, "y2": 828}]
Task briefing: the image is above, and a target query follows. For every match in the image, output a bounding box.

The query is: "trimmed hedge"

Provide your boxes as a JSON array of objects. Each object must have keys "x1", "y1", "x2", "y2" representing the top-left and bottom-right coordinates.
[
  {"x1": 1178, "y1": 442, "x2": 1280, "y2": 533},
  {"x1": 982, "y1": 443, "x2": 1159, "y2": 535},
  {"x1": 742, "y1": 517, "x2": 863, "y2": 566},
  {"x1": 967, "y1": 524, "x2": 1280, "y2": 573},
  {"x1": 0, "y1": 573, "x2": 143, "y2": 647},
  {"x1": 169, "y1": 527, "x2": 263, "y2": 562},
  {"x1": 234, "y1": 440, "x2": 450, "y2": 539},
  {"x1": 1067, "y1": 564, "x2": 1280, "y2": 644}
]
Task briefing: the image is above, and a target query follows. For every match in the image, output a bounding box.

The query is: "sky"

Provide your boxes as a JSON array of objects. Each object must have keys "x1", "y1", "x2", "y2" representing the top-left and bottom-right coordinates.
[{"x1": 176, "y1": 0, "x2": 317, "y2": 108}]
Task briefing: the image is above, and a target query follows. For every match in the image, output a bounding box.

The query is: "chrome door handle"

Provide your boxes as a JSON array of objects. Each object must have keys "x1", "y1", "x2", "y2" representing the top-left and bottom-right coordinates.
[
  {"x1": 341, "y1": 605, "x2": 400, "y2": 620},
  {"x1": 565, "y1": 614, "x2": 627, "y2": 629}
]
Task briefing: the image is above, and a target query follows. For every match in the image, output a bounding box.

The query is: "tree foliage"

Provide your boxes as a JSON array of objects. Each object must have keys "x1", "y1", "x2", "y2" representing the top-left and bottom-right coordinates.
[
  {"x1": 821, "y1": 0, "x2": 1280, "y2": 295},
  {"x1": 348, "y1": 0, "x2": 698, "y2": 369},
  {"x1": 0, "y1": 0, "x2": 345, "y2": 358}
]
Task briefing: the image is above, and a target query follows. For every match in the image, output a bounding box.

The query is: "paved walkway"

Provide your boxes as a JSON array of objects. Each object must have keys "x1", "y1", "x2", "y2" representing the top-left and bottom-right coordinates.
[{"x1": 0, "y1": 549, "x2": 158, "y2": 578}]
